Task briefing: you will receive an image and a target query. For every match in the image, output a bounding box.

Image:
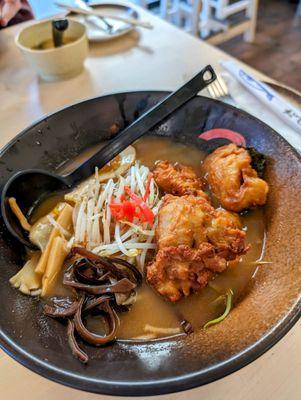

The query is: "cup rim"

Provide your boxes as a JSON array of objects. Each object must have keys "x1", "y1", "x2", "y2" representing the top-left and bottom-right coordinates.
[{"x1": 15, "y1": 18, "x2": 87, "y2": 54}]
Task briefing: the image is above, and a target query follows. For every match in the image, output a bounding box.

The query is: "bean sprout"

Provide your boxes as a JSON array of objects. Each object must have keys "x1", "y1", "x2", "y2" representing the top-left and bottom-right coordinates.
[{"x1": 72, "y1": 161, "x2": 160, "y2": 270}]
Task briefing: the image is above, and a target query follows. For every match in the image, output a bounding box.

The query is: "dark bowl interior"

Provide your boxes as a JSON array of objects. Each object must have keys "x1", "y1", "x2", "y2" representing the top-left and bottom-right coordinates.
[{"x1": 0, "y1": 92, "x2": 300, "y2": 396}]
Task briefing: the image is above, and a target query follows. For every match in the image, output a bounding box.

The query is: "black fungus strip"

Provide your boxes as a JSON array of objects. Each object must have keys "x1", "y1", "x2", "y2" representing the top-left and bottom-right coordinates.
[
  {"x1": 43, "y1": 246, "x2": 141, "y2": 363},
  {"x1": 83, "y1": 295, "x2": 112, "y2": 312},
  {"x1": 74, "y1": 297, "x2": 119, "y2": 346},
  {"x1": 67, "y1": 319, "x2": 89, "y2": 364},
  {"x1": 74, "y1": 258, "x2": 112, "y2": 285},
  {"x1": 70, "y1": 247, "x2": 142, "y2": 284},
  {"x1": 43, "y1": 297, "x2": 80, "y2": 318},
  {"x1": 63, "y1": 276, "x2": 136, "y2": 295},
  {"x1": 107, "y1": 257, "x2": 142, "y2": 286}
]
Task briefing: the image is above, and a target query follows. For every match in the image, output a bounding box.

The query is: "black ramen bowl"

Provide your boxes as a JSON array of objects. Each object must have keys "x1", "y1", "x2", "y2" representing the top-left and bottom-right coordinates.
[{"x1": 0, "y1": 92, "x2": 300, "y2": 396}]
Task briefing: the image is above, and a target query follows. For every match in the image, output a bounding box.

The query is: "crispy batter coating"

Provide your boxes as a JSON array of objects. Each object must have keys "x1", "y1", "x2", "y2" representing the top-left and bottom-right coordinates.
[
  {"x1": 147, "y1": 244, "x2": 225, "y2": 302},
  {"x1": 148, "y1": 157, "x2": 253, "y2": 302},
  {"x1": 207, "y1": 209, "x2": 246, "y2": 258},
  {"x1": 147, "y1": 194, "x2": 248, "y2": 301},
  {"x1": 202, "y1": 144, "x2": 269, "y2": 212},
  {"x1": 155, "y1": 194, "x2": 213, "y2": 249},
  {"x1": 153, "y1": 160, "x2": 207, "y2": 198}
]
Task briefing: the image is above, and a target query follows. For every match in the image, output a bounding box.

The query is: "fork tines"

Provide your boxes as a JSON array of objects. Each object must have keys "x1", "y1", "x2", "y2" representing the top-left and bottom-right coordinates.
[{"x1": 208, "y1": 74, "x2": 229, "y2": 99}]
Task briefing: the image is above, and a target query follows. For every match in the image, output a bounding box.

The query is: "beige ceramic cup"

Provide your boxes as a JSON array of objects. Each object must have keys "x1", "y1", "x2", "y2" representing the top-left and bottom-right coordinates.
[{"x1": 15, "y1": 19, "x2": 88, "y2": 81}]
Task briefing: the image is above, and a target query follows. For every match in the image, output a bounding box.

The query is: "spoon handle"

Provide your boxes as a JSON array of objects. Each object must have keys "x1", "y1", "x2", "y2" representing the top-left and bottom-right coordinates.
[
  {"x1": 65, "y1": 65, "x2": 216, "y2": 186},
  {"x1": 52, "y1": 19, "x2": 69, "y2": 47}
]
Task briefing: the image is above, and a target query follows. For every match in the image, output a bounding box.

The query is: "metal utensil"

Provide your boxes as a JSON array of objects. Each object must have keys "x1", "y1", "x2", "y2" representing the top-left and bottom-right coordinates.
[
  {"x1": 74, "y1": 0, "x2": 113, "y2": 33},
  {"x1": 52, "y1": 19, "x2": 69, "y2": 47},
  {"x1": 55, "y1": 2, "x2": 153, "y2": 29},
  {"x1": 207, "y1": 73, "x2": 239, "y2": 107},
  {"x1": 1, "y1": 65, "x2": 216, "y2": 248},
  {"x1": 207, "y1": 73, "x2": 229, "y2": 99}
]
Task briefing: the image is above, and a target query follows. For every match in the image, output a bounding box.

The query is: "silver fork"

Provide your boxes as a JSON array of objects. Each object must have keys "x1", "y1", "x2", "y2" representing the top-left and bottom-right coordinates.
[
  {"x1": 208, "y1": 73, "x2": 239, "y2": 107},
  {"x1": 208, "y1": 73, "x2": 229, "y2": 99}
]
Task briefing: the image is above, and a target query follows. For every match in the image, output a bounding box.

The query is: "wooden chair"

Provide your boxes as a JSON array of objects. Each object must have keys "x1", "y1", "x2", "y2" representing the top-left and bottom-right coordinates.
[
  {"x1": 159, "y1": 0, "x2": 259, "y2": 44},
  {"x1": 160, "y1": 0, "x2": 202, "y2": 35}
]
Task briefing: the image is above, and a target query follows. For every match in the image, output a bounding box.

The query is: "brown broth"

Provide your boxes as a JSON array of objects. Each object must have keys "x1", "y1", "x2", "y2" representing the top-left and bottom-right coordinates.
[
  {"x1": 120, "y1": 137, "x2": 265, "y2": 339},
  {"x1": 30, "y1": 193, "x2": 66, "y2": 224},
  {"x1": 32, "y1": 136, "x2": 266, "y2": 340},
  {"x1": 117, "y1": 208, "x2": 265, "y2": 339},
  {"x1": 32, "y1": 37, "x2": 77, "y2": 50},
  {"x1": 135, "y1": 136, "x2": 206, "y2": 173}
]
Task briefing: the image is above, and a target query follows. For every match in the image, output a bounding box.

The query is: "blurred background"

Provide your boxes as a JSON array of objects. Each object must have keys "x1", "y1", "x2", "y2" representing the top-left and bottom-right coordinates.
[
  {"x1": 28, "y1": 0, "x2": 301, "y2": 90},
  {"x1": 3, "y1": 0, "x2": 301, "y2": 90}
]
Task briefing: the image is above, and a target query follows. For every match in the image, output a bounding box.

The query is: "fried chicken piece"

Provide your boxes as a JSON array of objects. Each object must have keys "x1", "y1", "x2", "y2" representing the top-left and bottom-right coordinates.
[
  {"x1": 153, "y1": 160, "x2": 207, "y2": 198},
  {"x1": 147, "y1": 244, "x2": 226, "y2": 302},
  {"x1": 147, "y1": 194, "x2": 248, "y2": 301},
  {"x1": 202, "y1": 144, "x2": 269, "y2": 212},
  {"x1": 206, "y1": 209, "x2": 247, "y2": 258},
  {"x1": 149, "y1": 159, "x2": 251, "y2": 301},
  {"x1": 156, "y1": 195, "x2": 247, "y2": 257},
  {"x1": 156, "y1": 194, "x2": 213, "y2": 249}
]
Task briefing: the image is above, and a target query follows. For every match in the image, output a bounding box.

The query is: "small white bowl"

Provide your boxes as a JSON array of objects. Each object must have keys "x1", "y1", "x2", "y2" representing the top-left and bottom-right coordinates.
[{"x1": 15, "y1": 19, "x2": 88, "y2": 81}]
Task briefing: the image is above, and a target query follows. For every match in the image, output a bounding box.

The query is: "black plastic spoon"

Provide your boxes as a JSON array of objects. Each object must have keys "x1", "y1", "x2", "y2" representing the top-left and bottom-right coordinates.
[{"x1": 1, "y1": 65, "x2": 216, "y2": 248}]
